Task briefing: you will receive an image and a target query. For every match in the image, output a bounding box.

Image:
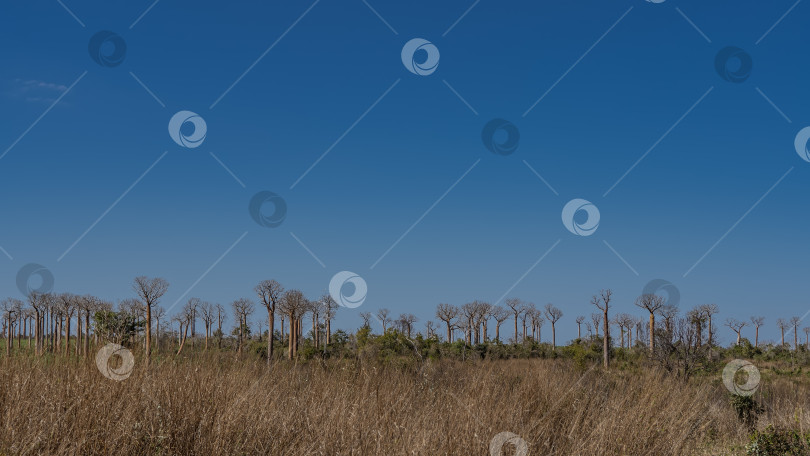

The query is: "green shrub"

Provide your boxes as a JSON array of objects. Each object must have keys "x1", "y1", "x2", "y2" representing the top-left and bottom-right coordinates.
[{"x1": 746, "y1": 425, "x2": 810, "y2": 455}]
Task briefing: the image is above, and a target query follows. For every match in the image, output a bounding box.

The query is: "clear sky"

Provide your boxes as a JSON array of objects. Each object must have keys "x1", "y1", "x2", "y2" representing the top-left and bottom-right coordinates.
[{"x1": 1, "y1": 0, "x2": 808, "y2": 345}]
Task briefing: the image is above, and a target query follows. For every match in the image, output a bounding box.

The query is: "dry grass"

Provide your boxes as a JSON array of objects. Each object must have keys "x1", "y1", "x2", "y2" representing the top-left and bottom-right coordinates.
[{"x1": 0, "y1": 354, "x2": 807, "y2": 455}]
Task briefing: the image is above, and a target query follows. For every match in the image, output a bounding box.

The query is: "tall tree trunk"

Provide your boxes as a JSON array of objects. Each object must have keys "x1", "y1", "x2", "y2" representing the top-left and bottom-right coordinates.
[
  {"x1": 145, "y1": 304, "x2": 152, "y2": 366},
  {"x1": 602, "y1": 308, "x2": 609, "y2": 369},
  {"x1": 648, "y1": 313, "x2": 655, "y2": 354},
  {"x1": 177, "y1": 323, "x2": 189, "y2": 355},
  {"x1": 551, "y1": 323, "x2": 557, "y2": 350},
  {"x1": 267, "y1": 310, "x2": 274, "y2": 365}
]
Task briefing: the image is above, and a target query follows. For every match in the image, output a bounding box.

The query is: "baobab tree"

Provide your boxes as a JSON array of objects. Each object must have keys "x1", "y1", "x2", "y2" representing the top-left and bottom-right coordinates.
[
  {"x1": 28, "y1": 291, "x2": 51, "y2": 356},
  {"x1": 78, "y1": 295, "x2": 97, "y2": 356},
  {"x1": 658, "y1": 304, "x2": 679, "y2": 338},
  {"x1": 575, "y1": 316, "x2": 585, "y2": 340},
  {"x1": 804, "y1": 327, "x2": 810, "y2": 349},
  {"x1": 215, "y1": 303, "x2": 226, "y2": 349},
  {"x1": 591, "y1": 312, "x2": 602, "y2": 338},
  {"x1": 474, "y1": 301, "x2": 492, "y2": 343},
  {"x1": 528, "y1": 307, "x2": 542, "y2": 342},
  {"x1": 321, "y1": 294, "x2": 337, "y2": 345},
  {"x1": 199, "y1": 302, "x2": 213, "y2": 350},
  {"x1": 591, "y1": 289, "x2": 612, "y2": 368},
  {"x1": 376, "y1": 308, "x2": 391, "y2": 333},
  {"x1": 543, "y1": 303, "x2": 563, "y2": 350},
  {"x1": 724, "y1": 318, "x2": 747, "y2": 345},
  {"x1": 750, "y1": 316, "x2": 764, "y2": 347},
  {"x1": 789, "y1": 316, "x2": 801, "y2": 351},
  {"x1": 153, "y1": 305, "x2": 166, "y2": 353},
  {"x1": 177, "y1": 298, "x2": 200, "y2": 355},
  {"x1": 686, "y1": 307, "x2": 707, "y2": 348},
  {"x1": 505, "y1": 298, "x2": 524, "y2": 344},
  {"x1": 255, "y1": 279, "x2": 284, "y2": 365},
  {"x1": 280, "y1": 290, "x2": 306, "y2": 359},
  {"x1": 1, "y1": 298, "x2": 21, "y2": 356},
  {"x1": 425, "y1": 320, "x2": 436, "y2": 338},
  {"x1": 58, "y1": 293, "x2": 77, "y2": 356},
  {"x1": 231, "y1": 298, "x2": 254, "y2": 354},
  {"x1": 492, "y1": 306, "x2": 510, "y2": 342},
  {"x1": 460, "y1": 302, "x2": 476, "y2": 345},
  {"x1": 700, "y1": 304, "x2": 719, "y2": 348},
  {"x1": 399, "y1": 313, "x2": 417, "y2": 338},
  {"x1": 132, "y1": 276, "x2": 169, "y2": 365},
  {"x1": 634, "y1": 293, "x2": 664, "y2": 354},
  {"x1": 615, "y1": 313, "x2": 635, "y2": 349},
  {"x1": 777, "y1": 318, "x2": 789, "y2": 347}
]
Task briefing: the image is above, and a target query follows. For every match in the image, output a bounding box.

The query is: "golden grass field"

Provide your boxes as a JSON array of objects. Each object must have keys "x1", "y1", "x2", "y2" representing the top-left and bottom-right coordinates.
[{"x1": 1, "y1": 353, "x2": 807, "y2": 455}]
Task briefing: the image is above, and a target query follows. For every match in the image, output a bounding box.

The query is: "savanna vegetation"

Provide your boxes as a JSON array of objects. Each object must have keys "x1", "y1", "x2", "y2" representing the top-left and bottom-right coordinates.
[{"x1": 1, "y1": 277, "x2": 809, "y2": 455}]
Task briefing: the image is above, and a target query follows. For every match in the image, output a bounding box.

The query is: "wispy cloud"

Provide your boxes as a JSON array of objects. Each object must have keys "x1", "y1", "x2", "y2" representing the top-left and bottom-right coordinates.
[
  {"x1": 7, "y1": 78, "x2": 69, "y2": 103},
  {"x1": 16, "y1": 79, "x2": 68, "y2": 92}
]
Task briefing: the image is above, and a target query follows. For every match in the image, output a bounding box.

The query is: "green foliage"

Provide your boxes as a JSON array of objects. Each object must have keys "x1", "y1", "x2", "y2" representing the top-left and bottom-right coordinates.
[
  {"x1": 746, "y1": 425, "x2": 810, "y2": 455},
  {"x1": 93, "y1": 310, "x2": 143, "y2": 344},
  {"x1": 730, "y1": 394, "x2": 764, "y2": 431}
]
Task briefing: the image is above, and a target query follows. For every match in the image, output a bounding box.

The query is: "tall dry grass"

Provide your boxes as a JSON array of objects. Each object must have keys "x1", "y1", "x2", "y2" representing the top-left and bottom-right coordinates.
[{"x1": 0, "y1": 354, "x2": 806, "y2": 455}]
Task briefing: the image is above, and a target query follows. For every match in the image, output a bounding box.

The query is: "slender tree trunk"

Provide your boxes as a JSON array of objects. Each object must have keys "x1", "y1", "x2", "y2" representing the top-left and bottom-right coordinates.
[
  {"x1": 551, "y1": 323, "x2": 557, "y2": 350},
  {"x1": 602, "y1": 309, "x2": 609, "y2": 368},
  {"x1": 267, "y1": 309, "x2": 274, "y2": 365},
  {"x1": 649, "y1": 313, "x2": 655, "y2": 354},
  {"x1": 145, "y1": 303, "x2": 152, "y2": 366},
  {"x1": 177, "y1": 323, "x2": 189, "y2": 355}
]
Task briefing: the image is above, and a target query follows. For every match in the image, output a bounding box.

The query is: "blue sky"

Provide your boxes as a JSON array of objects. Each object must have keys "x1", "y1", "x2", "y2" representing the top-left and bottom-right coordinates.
[{"x1": 1, "y1": 0, "x2": 808, "y2": 345}]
